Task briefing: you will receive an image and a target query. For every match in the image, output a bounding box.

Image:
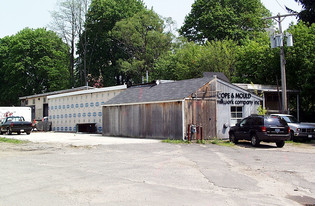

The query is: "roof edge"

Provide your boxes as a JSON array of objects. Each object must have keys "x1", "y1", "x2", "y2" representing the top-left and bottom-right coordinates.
[
  {"x1": 103, "y1": 99, "x2": 184, "y2": 107},
  {"x1": 47, "y1": 85, "x2": 127, "y2": 99}
]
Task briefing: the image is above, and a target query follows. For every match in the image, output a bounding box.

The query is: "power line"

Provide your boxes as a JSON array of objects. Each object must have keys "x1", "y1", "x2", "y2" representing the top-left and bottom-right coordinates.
[{"x1": 275, "y1": 0, "x2": 288, "y2": 13}]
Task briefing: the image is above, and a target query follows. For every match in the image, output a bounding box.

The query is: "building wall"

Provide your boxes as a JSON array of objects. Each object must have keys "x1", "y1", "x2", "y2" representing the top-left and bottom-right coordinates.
[
  {"x1": 21, "y1": 96, "x2": 48, "y2": 120},
  {"x1": 103, "y1": 101, "x2": 183, "y2": 139},
  {"x1": 184, "y1": 81, "x2": 217, "y2": 139},
  {"x1": 49, "y1": 89, "x2": 124, "y2": 133},
  {"x1": 102, "y1": 79, "x2": 262, "y2": 140},
  {"x1": 216, "y1": 80, "x2": 261, "y2": 139}
]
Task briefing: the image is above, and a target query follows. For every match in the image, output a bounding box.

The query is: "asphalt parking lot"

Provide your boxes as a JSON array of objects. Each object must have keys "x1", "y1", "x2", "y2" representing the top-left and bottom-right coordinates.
[{"x1": 0, "y1": 132, "x2": 315, "y2": 206}]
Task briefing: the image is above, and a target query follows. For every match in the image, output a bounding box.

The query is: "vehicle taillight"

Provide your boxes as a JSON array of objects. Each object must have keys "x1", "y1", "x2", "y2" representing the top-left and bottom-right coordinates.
[
  {"x1": 297, "y1": 128, "x2": 300, "y2": 132},
  {"x1": 288, "y1": 127, "x2": 291, "y2": 133},
  {"x1": 11, "y1": 122, "x2": 13, "y2": 127},
  {"x1": 261, "y1": 126, "x2": 267, "y2": 132}
]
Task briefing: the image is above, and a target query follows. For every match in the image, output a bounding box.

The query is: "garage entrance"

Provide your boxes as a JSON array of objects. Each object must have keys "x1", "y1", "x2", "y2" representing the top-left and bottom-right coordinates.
[{"x1": 76, "y1": 123, "x2": 96, "y2": 133}]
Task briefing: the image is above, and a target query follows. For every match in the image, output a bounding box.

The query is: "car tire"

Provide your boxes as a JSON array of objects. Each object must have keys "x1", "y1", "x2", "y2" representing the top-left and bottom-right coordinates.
[
  {"x1": 6, "y1": 128, "x2": 12, "y2": 135},
  {"x1": 290, "y1": 132, "x2": 296, "y2": 142},
  {"x1": 26, "y1": 132, "x2": 31, "y2": 135},
  {"x1": 276, "y1": 140, "x2": 285, "y2": 148},
  {"x1": 251, "y1": 134, "x2": 260, "y2": 147},
  {"x1": 229, "y1": 133, "x2": 238, "y2": 144}
]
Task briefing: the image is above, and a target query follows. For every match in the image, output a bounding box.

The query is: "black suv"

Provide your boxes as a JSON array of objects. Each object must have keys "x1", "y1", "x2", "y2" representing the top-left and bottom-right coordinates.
[{"x1": 229, "y1": 115, "x2": 290, "y2": 147}]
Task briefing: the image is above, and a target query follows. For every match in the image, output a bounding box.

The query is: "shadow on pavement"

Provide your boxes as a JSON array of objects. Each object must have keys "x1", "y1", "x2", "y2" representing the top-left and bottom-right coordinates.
[{"x1": 235, "y1": 141, "x2": 278, "y2": 149}]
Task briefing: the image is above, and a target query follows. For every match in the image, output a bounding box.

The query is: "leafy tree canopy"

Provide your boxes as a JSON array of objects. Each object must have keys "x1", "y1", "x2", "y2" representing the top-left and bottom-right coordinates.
[
  {"x1": 233, "y1": 23, "x2": 314, "y2": 119},
  {"x1": 152, "y1": 38, "x2": 237, "y2": 80},
  {"x1": 78, "y1": 0, "x2": 146, "y2": 86},
  {"x1": 112, "y1": 9, "x2": 173, "y2": 84},
  {"x1": 179, "y1": 0, "x2": 271, "y2": 43},
  {"x1": 233, "y1": 33, "x2": 280, "y2": 84},
  {"x1": 0, "y1": 28, "x2": 70, "y2": 106},
  {"x1": 286, "y1": 22, "x2": 315, "y2": 114},
  {"x1": 287, "y1": 0, "x2": 315, "y2": 25}
]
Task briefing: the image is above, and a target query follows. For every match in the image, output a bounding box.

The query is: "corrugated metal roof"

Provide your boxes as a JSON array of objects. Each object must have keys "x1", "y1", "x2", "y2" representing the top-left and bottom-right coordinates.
[{"x1": 104, "y1": 77, "x2": 214, "y2": 105}]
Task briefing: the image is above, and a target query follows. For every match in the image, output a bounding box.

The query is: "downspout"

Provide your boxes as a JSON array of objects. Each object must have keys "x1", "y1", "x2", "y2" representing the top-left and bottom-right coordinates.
[
  {"x1": 262, "y1": 92, "x2": 265, "y2": 111},
  {"x1": 182, "y1": 99, "x2": 185, "y2": 140},
  {"x1": 297, "y1": 94, "x2": 300, "y2": 121},
  {"x1": 214, "y1": 75, "x2": 218, "y2": 138}
]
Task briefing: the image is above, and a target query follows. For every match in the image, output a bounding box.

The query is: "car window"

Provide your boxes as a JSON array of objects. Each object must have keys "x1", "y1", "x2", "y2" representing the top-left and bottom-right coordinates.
[
  {"x1": 240, "y1": 118, "x2": 247, "y2": 127},
  {"x1": 265, "y1": 117, "x2": 287, "y2": 126},
  {"x1": 282, "y1": 116, "x2": 299, "y2": 123},
  {"x1": 253, "y1": 117, "x2": 263, "y2": 125}
]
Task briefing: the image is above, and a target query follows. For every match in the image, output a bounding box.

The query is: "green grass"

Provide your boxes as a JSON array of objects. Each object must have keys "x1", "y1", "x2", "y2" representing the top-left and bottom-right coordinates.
[
  {"x1": 0, "y1": 137, "x2": 29, "y2": 144},
  {"x1": 207, "y1": 139, "x2": 235, "y2": 147},
  {"x1": 162, "y1": 139, "x2": 191, "y2": 144},
  {"x1": 286, "y1": 140, "x2": 314, "y2": 145}
]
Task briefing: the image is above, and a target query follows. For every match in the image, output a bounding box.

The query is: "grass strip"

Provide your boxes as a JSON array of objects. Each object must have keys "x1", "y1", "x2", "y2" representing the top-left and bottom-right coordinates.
[{"x1": 0, "y1": 137, "x2": 29, "y2": 144}]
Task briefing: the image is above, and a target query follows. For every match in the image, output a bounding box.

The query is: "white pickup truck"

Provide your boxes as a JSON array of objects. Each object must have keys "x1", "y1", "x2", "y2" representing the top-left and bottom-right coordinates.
[{"x1": 270, "y1": 114, "x2": 315, "y2": 142}]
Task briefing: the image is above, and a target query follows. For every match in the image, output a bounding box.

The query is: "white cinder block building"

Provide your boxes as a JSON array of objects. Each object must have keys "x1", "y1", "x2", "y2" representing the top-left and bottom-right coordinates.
[{"x1": 47, "y1": 85, "x2": 126, "y2": 133}]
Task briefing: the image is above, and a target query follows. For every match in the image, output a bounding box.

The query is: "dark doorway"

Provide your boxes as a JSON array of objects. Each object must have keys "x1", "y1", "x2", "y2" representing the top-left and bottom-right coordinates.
[
  {"x1": 43, "y1": 104, "x2": 48, "y2": 117},
  {"x1": 77, "y1": 123, "x2": 96, "y2": 133},
  {"x1": 29, "y1": 105, "x2": 35, "y2": 121}
]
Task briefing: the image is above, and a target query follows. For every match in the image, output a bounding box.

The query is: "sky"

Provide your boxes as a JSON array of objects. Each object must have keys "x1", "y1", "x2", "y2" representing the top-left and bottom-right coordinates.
[{"x1": 0, "y1": 0, "x2": 303, "y2": 38}]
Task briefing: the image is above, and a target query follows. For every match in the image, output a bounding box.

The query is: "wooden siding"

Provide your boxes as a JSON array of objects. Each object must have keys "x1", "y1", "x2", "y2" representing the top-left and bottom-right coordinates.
[
  {"x1": 185, "y1": 81, "x2": 217, "y2": 139},
  {"x1": 103, "y1": 101, "x2": 183, "y2": 139}
]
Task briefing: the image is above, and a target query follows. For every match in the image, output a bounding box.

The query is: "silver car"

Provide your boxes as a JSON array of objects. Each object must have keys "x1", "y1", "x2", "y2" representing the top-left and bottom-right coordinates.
[{"x1": 270, "y1": 114, "x2": 315, "y2": 142}]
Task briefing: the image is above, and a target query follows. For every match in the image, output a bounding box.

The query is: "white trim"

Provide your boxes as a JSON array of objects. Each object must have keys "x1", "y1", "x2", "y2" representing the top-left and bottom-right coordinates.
[
  {"x1": 103, "y1": 99, "x2": 183, "y2": 107},
  {"x1": 182, "y1": 99, "x2": 185, "y2": 141},
  {"x1": 47, "y1": 85, "x2": 127, "y2": 99}
]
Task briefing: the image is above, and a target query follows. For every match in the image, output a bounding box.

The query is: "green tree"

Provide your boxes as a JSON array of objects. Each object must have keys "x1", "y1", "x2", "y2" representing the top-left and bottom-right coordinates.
[
  {"x1": 287, "y1": 0, "x2": 315, "y2": 25},
  {"x1": 112, "y1": 10, "x2": 173, "y2": 84},
  {"x1": 179, "y1": 0, "x2": 271, "y2": 43},
  {"x1": 233, "y1": 33, "x2": 280, "y2": 84},
  {"x1": 78, "y1": 0, "x2": 145, "y2": 86},
  {"x1": 0, "y1": 28, "x2": 70, "y2": 106},
  {"x1": 153, "y1": 38, "x2": 237, "y2": 80},
  {"x1": 286, "y1": 22, "x2": 315, "y2": 118},
  {"x1": 199, "y1": 40, "x2": 237, "y2": 80}
]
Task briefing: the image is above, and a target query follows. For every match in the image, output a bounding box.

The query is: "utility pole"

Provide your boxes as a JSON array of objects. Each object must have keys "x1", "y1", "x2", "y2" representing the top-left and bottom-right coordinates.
[{"x1": 263, "y1": 13, "x2": 297, "y2": 114}]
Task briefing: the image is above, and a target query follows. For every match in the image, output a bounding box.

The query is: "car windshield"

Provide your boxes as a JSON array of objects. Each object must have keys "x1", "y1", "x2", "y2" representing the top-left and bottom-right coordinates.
[
  {"x1": 281, "y1": 115, "x2": 299, "y2": 123},
  {"x1": 265, "y1": 117, "x2": 287, "y2": 126},
  {"x1": 7, "y1": 117, "x2": 24, "y2": 122}
]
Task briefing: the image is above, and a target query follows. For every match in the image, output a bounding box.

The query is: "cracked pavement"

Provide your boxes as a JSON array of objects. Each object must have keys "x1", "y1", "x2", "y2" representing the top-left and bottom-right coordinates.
[{"x1": 0, "y1": 133, "x2": 315, "y2": 205}]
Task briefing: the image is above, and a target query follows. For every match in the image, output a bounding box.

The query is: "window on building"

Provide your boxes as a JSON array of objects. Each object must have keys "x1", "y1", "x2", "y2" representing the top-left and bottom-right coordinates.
[
  {"x1": 32, "y1": 99, "x2": 35, "y2": 104},
  {"x1": 231, "y1": 106, "x2": 243, "y2": 126},
  {"x1": 43, "y1": 98, "x2": 46, "y2": 103}
]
